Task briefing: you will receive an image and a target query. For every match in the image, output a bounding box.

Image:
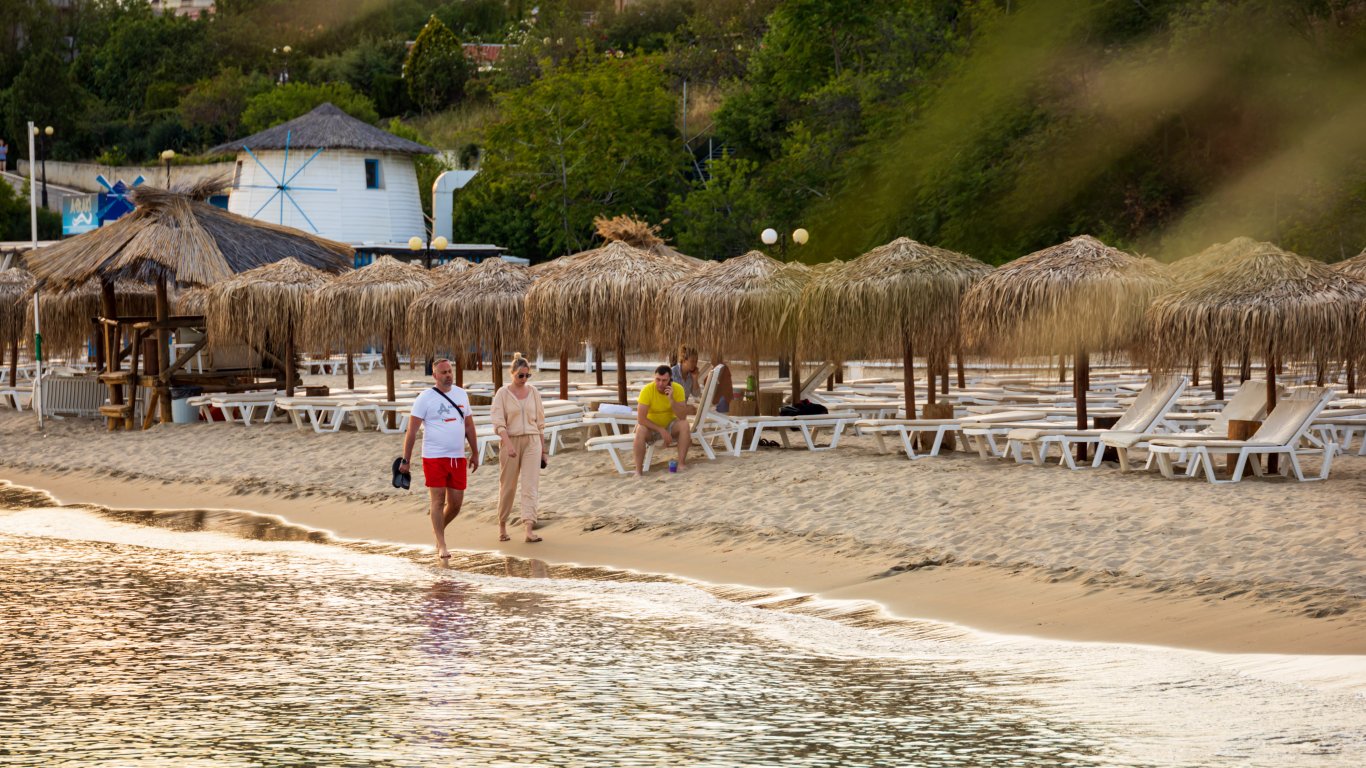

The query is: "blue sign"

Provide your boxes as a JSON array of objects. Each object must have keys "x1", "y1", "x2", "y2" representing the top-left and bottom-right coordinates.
[{"x1": 62, "y1": 193, "x2": 101, "y2": 235}]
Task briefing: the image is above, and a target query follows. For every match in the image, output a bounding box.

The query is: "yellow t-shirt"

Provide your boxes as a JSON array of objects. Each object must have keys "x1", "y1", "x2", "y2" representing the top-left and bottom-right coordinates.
[{"x1": 638, "y1": 382, "x2": 685, "y2": 428}]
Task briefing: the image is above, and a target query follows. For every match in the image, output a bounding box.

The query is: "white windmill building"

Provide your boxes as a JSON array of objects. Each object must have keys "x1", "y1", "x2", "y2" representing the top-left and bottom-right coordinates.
[{"x1": 210, "y1": 103, "x2": 435, "y2": 246}]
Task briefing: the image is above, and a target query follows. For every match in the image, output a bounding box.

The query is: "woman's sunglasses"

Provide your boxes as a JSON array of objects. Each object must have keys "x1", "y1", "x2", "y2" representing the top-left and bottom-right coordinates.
[{"x1": 515, "y1": 372, "x2": 532, "y2": 380}]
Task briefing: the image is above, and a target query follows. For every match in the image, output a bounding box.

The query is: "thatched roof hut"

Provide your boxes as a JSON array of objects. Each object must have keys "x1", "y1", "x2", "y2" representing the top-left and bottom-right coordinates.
[
  {"x1": 1167, "y1": 237, "x2": 1262, "y2": 285},
  {"x1": 1145, "y1": 241, "x2": 1366, "y2": 408},
  {"x1": 431, "y1": 258, "x2": 475, "y2": 278},
  {"x1": 525, "y1": 239, "x2": 699, "y2": 403},
  {"x1": 803, "y1": 238, "x2": 991, "y2": 416},
  {"x1": 34, "y1": 278, "x2": 157, "y2": 359},
  {"x1": 306, "y1": 255, "x2": 433, "y2": 402},
  {"x1": 174, "y1": 286, "x2": 211, "y2": 316},
  {"x1": 23, "y1": 181, "x2": 354, "y2": 290},
  {"x1": 207, "y1": 103, "x2": 435, "y2": 156},
  {"x1": 207, "y1": 258, "x2": 340, "y2": 395},
  {"x1": 408, "y1": 259, "x2": 533, "y2": 390},
  {"x1": 663, "y1": 250, "x2": 809, "y2": 399}
]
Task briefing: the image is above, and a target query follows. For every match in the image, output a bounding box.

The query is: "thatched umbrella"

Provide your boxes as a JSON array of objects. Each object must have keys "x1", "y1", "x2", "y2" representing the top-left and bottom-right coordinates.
[
  {"x1": 961, "y1": 235, "x2": 1169, "y2": 441},
  {"x1": 22, "y1": 180, "x2": 352, "y2": 425},
  {"x1": 803, "y1": 238, "x2": 992, "y2": 418},
  {"x1": 174, "y1": 286, "x2": 211, "y2": 315},
  {"x1": 207, "y1": 258, "x2": 340, "y2": 396},
  {"x1": 593, "y1": 214, "x2": 705, "y2": 268},
  {"x1": 1166, "y1": 237, "x2": 1274, "y2": 393},
  {"x1": 663, "y1": 250, "x2": 808, "y2": 403},
  {"x1": 1332, "y1": 248, "x2": 1366, "y2": 392},
  {"x1": 431, "y1": 258, "x2": 475, "y2": 278},
  {"x1": 408, "y1": 258, "x2": 533, "y2": 391},
  {"x1": 1147, "y1": 240, "x2": 1366, "y2": 415},
  {"x1": 526, "y1": 240, "x2": 698, "y2": 404},
  {"x1": 1, "y1": 268, "x2": 34, "y2": 387},
  {"x1": 34, "y1": 278, "x2": 156, "y2": 360},
  {"x1": 306, "y1": 255, "x2": 433, "y2": 409}
]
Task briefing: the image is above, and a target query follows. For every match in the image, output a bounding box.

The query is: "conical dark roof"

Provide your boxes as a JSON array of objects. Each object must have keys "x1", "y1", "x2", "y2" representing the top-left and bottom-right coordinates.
[{"x1": 208, "y1": 103, "x2": 435, "y2": 156}]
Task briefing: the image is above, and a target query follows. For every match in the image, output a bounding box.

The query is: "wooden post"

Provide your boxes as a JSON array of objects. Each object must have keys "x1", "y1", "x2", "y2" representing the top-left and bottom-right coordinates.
[
  {"x1": 1190, "y1": 358, "x2": 1200, "y2": 387},
  {"x1": 790, "y1": 349, "x2": 801, "y2": 405},
  {"x1": 8, "y1": 333, "x2": 19, "y2": 388},
  {"x1": 1266, "y1": 349, "x2": 1278, "y2": 475},
  {"x1": 284, "y1": 322, "x2": 296, "y2": 397},
  {"x1": 925, "y1": 348, "x2": 937, "y2": 407},
  {"x1": 385, "y1": 328, "x2": 397, "y2": 430},
  {"x1": 903, "y1": 334, "x2": 916, "y2": 419},
  {"x1": 1227, "y1": 419, "x2": 1261, "y2": 475},
  {"x1": 1240, "y1": 352, "x2": 1251, "y2": 382},
  {"x1": 346, "y1": 351, "x2": 355, "y2": 389},
  {"x1": 491, "y1": 338, "x2": 504, "y2": 390},
  {"x1": 835, "y1": 363, "x2": 843, "y2": 385},
  {"x1": 453, "y1": 350, "x2": 463, "y2": 388},
  {"x1": 1058, "y1": 353, "x2": 1066, "y2": 383},
  {"x1": 155, "y1": 275, "x2": 172, "y2": 426},
  {"x1": 559, "y1": 349, "x2": 569, "y2": 401},
  {"x1": 1315, "y1": 355, "x2": 1325, "y2": 387},
  {"x1": 940, "y1": 353, "x2": 949, "y2": 395},
  {"x1": 101, "y1": 281, "x2": 122, "y2": 429},
  {"x1": 616, "y1": 341, "x2": 628, "y2": 405},
  {"x1": 594, "y1": 346, "x2": 604, "y2": 386},
  {"x1": 955, "y1": 346, "x2": 966, "y2": 390},
  {"x1": 126, "y1": 327, "x2": 141, "y2": 431},
  {"x1": 1211, "y1": 355, "x2": 1224, "y2": 400},
  {"x1": 1348, "y1": 359, "x2": 1357, "y2": 394},
  {"x1": 1075, "y1": 348, "x2": 1089, "y2": 462}
]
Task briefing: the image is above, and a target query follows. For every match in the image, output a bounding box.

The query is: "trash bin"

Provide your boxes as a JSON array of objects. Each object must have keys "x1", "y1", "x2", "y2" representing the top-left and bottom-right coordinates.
[{"x1": 170, "y1": 386, "x2": 203, "y2": 424}]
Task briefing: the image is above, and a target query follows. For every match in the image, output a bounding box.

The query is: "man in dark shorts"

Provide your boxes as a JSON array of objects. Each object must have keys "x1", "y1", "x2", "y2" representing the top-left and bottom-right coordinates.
[{"x1": 401, "y1": 358, "x2": 478, "y2": 560}]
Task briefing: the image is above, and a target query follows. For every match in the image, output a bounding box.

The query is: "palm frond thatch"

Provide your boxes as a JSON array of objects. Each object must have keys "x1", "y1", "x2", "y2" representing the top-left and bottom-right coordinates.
[
  {"x1": 662, "y1": 250, "x2": 809, "y2": 358},
  {"x1": 408, "y1": 258, "x2": 533, "y2": 358},
  {"x1": 23, "y1": 182, "x2": 354, "y2": 290},
  {"x1": 1167, "y1": 236, "x2": 1262, "y2": 284},
  {"x1": 593, "y1": 213, "x2": 705, "y2": 267},
  {"x1": 1, "y1": 268, "x2": 35, "y2": 342},
  {"x1": 207, "y1": 258, "x2": 339, "y2": 353},
  {"x1": 1331, "y1": 247, "x2": 1366, "y2": 281},
  {"x1": 431, "y1": 258, "x2": 475, "y2": 277},
  {"x1": 1145, "y1": 241, "x2": 1366, "y2": 368},
  {"x1": 174, "y1": 286, "x2": 211, "y2": 315},
  {"x1": 960, "y1": 235, "x2": 1169, "y2": 358},
  {"x1": 802, "y1": 238, "x2": 991, "y2": 361},
  {"x1": 524, "y1": 240, "x2": 700, "y2": 353},
  {"x1": 304, "y1": 255, "x2": 433, "y2": 351},
  {"x1": 31, "y1": 278, "x2": 158, "y2": 358}
]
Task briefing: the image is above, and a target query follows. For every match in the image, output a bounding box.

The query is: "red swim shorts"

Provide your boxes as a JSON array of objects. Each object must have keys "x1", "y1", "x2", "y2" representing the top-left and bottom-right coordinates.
[{"x1": 422, "y1": 457, "x2": 468, "y2": 489}]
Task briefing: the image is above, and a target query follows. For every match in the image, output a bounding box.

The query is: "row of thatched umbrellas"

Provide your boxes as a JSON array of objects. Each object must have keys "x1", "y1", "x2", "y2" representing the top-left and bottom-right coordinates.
[{"x1": 4, "y1": 182, "x2": 1366, "y2": 432}]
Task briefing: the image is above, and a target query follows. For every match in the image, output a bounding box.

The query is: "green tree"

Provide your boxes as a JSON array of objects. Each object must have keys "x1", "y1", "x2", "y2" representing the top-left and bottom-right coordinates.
[
  {"x1": 0, "y1": 179, "x2": 60, "y2": 241},
  {"x1": 179, "y1": 67, "x2": 272, "y2": 147},
  {"x1": 384, "y1": 118, "x2": 452, "y2": 222},
  {"x1": 458, "y1": 54, "x2": 686, "y2": 259},
  {"x1": 240, "y1": 82, "x2": 379, "y2": 133},
  {"x1": 1, "y1": 47, "x2": 83, "y2": 155},
  {"x1": 669, "y1": 154, "x2": 766, "y2": 261},
  {"x1": 404, "y1": 15, "x2": 470, "y2": 114}
]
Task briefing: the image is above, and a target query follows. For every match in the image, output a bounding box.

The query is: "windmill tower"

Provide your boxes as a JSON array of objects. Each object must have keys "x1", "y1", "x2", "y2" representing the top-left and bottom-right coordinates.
[{"x1": 209, "y1": 103, "x2": 436, "y2": 245}]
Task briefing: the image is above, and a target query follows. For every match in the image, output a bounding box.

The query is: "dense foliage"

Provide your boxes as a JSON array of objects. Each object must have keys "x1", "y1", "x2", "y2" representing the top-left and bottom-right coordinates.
[{"x1": 1, "y1": 0, "x2": 1363, "y2": 263}]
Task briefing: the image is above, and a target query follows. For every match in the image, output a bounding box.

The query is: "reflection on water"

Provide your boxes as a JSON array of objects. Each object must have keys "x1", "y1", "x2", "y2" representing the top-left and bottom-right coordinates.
[{"x1": 1, "y1": 493, "x2": 1363, "y2": 767}]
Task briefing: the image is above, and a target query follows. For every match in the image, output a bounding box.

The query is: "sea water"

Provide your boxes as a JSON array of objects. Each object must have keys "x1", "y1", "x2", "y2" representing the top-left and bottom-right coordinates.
[{"x1": 1, "y1": 486, "x2": 1363, "y2": 767}]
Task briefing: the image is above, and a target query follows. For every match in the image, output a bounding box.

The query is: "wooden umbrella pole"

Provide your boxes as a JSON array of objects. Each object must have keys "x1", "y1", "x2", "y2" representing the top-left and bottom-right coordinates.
[
  {"x1": 955, "y1": 345, "x2": 966, "y2": 390},
  {"x1": 454, "y1": 350, "x2": 463, "y2": 388},
  {"x1": 790, "y1": 347, "x2": 801, "y2": 405},
  {"x1": 7, "y1": 333, "x2": 17, "y2": 387},
  {"x1": 155, "y1": 275, "x2": 172, "y2": 427},
  {"x1": 940, "y1": 353, "x2": 949, "y2": 395},
  {"x1": 492, "y1": 338, "x2": 504, "y2": 390},
  {"x1": 616, "y1": 343, "x2": 628, "y2": 405},
  {"x1": 1076, "y1": 348, "x2": 1089, "y2": 462},
  {"x1": 1211, "y1": 355, "x2": 1224, "y2": 400},
  {"x1": 1348, "y1": 359, "x2": 1357, "y2": 394},
  {"x1": 346, "y1": 351, "x2": 355, "y2": 390},
  {"x1": 1315, "y1": 355, "x2": 1325, "y2": 387},
  {"x1": 925, "y1": 348, "x2": 937, "y2": 407},
  {"x1": 1058, "y1": 353, "x2": 1066, "y2": 383},
  {"x1": 1240, "y1": 351, "x2": 1251, "y2": 382},
  {"x1": 284, "y1": 322, "x2": 296, "y2": 397},
  {"x1": 903, "y1": 334, "x2": 916, "y2": 419},
  {"x1": 1191, "y1": 359, "x2": 1200, "y2": 387},
  {"x1": 559, "y1": 349, "x2": 569, "y2": 401},
  {"x1": 1266, "y1": 348, "x2": 1278, "y2": 475},
  {"x1": 594, "y1": 345, "x2": 604, "y2": 386}
]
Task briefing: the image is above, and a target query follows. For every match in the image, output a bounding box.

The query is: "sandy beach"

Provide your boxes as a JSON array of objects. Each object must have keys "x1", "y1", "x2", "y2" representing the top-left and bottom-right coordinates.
[{"x1": 3, "y1": 367, "x2": 1364, "y2": 657}]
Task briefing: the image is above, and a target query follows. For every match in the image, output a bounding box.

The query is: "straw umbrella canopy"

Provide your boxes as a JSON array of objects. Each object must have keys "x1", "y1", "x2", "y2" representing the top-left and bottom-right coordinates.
[
  {"x1": 174, "y1": 286, "x2": 211, "y2": 315},
  {"x1": 663, "y1": 250, "x2": 808, "y2": 400},
  {"x1": 961, "y1": 235, "x2": 1169, "y2": 433},
  {"x1": 431, "y1": 258, "x2": 475, "y2": 278},
  {"x1": 803, "y1": 238, "x2": 992, "y2": 417},
  {"x1": 1146, "y1": 240, "x2": 1366, "y2": 412},
  {"x1": 408, "y1": 258, "x2": 533, "y2": 391},
  {"x1": 1, "y1": 268, "x2": 35, "y2": 386},
  {"x1": 1333, "y1": 248, "x2": 1366, "y2": 392},
  {"x1": 206, "y1": 258, "x2": 340, "y2": 396},
  {"x1": 526, "y1": 239, "x2": 699, "y2": 404},
  {"x1": 306, "y1": 255, "x2": 433, "y2": 404},
  {"x1": 22, "y1": 181, "x2": 352, "y2": 423}
]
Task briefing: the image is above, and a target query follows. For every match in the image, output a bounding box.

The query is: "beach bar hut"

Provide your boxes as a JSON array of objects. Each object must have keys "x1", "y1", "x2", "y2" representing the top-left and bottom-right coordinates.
[
  {"x1": 803, "y1": 238, "x2": 991, "y2": 418},
  {"x1": 408, "y1": 258, "x2": 532, "y2": 392},
  {"x1": 0, "y1": 268, "x2": 33, "y2": 387},
  {"x1": 664, "y1": 250, "x2": 808, "y2": 408},
  {"x1": 207, "y1": 258, "x2": 341, "y2": 396},
  {"x1": 35, "y1": 278, "x2": 156, "y2": 362},
  {"x1": 22, "y1": 181, "x2": 353, "y2": 428},
  {"x1": 306, "y1": 255, "x2": 432, "y2": 419},
  {"x1": 1146, "y1": 241, "x2": 1366, "y2": 418},
  {"x1": 961, "y1": 235, "x2": 1169, "y2": 454},
  {"x1": 526, "y1": 240, "x2": 698, "y2": 405}
]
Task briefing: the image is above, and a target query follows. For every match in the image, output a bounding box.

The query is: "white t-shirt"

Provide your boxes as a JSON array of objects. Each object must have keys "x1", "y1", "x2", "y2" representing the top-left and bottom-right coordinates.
[{"x1": 410, "y1": 386, "x2": 472, "y2": 459}]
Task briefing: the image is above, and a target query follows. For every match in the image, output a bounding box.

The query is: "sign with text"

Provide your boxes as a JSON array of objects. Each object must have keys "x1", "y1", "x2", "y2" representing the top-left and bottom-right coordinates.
[{"x1": 62, "y1": 193, "x2": 100, "y2": 235}]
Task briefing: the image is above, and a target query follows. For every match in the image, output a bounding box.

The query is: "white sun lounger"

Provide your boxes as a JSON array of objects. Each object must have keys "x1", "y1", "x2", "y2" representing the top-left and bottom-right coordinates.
[
  {"x1": 1100, "y1": 380, "x2": 1271, "y2": 472},
  {"x1": 1147, "y1": 388, "x2": 1337, "y2": 483},
  {"x1": 857, "y1": 409, "x2": 1048, "y2": 459},
  {"x1": 0, "y1": 386, "x2": 32, "y2": 410},
  {"x1": 1004, "y1": 375, "x2": 1189, "y2": 469},
  {"x1": 276, "y1": 395, "x2": 365, "y2": 433},
  {"x1": 205, "y1": 391, "x2": 282, "y2": 426}
]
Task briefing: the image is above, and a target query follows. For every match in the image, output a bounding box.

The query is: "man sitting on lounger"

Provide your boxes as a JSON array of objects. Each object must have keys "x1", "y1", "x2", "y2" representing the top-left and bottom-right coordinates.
[{"x1": 634, "y1": 364, "x2": 691, "y2": 476}]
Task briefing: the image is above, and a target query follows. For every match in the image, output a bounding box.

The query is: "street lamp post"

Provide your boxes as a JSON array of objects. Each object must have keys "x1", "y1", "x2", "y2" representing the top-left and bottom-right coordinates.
[
  {"x1": 160, "y1": 149, "x2": 176, "y2": 187},
  {"x1": 274, "y1": 45, "x2": 292, "y2": 85},
  {"x1": 759, "y1": 226, "x2": 809, "y2": 389},
  {"x1": 409, "y1": 233, "x2": 449, "y2": 375},
  {"x1": 32, "y1": 125, "x2": 53, "y2": 209}
]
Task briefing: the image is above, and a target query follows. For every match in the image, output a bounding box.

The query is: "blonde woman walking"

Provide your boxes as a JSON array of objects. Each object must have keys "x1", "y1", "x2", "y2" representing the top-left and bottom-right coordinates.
[{"x1": 490, "y1": 353, "x2": 547, "y2": 543}]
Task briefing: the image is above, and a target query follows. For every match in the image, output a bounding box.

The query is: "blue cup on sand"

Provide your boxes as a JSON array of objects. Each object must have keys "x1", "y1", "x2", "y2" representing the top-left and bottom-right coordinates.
[{"x1": 668, "y1": 459, "x2": 678, "y2": 473}]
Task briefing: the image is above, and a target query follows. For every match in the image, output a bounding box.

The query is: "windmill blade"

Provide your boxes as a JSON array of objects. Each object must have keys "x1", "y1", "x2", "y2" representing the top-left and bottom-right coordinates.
[
  {"x1": 243, "y1": 146, "x2": 281, "y2": 186},
  {"x1": 284, "y1": 190, "x2": 322, "y2": 234},
  {"x1": 251, "y1": 188, "x2": 284, "y2": 219},
  {"x1": 282, "y1": 147, "x2": 325, "y2": 188}
]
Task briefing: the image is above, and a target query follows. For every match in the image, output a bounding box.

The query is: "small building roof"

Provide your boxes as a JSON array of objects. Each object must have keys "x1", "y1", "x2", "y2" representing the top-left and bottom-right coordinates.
[{"x1": 208, "y1": 103, "x2": 436, "y2": 156}]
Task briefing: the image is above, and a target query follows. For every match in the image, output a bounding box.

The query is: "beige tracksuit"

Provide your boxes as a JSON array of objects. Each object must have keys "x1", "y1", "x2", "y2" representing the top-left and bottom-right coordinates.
[{"x1": 490, "y1": 385, "x2": 546, "y2": 525}]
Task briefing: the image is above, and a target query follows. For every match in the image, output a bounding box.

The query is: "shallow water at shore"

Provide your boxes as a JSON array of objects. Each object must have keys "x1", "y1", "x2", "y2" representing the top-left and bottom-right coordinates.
[{"x1": 2, "y1": 489, "x2": 1363, "y2": 767}]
